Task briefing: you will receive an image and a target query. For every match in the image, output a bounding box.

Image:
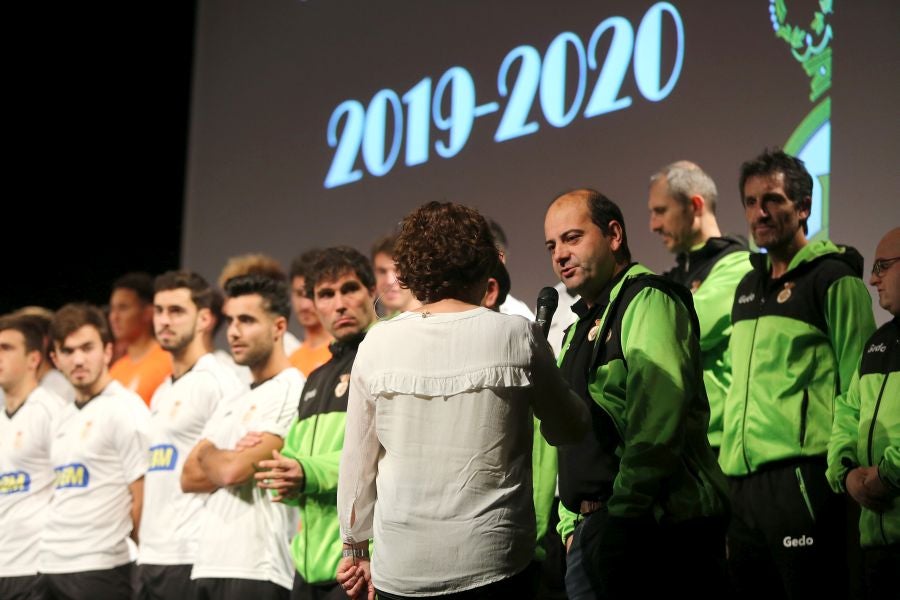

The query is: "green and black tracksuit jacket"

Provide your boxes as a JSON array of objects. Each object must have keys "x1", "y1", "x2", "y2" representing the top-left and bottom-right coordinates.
[
  {"x1": 827, "y1": 318, "x2": 899, "y2": 548},
  {"x1": 720, "y1": 240, "x2": 876, "y2": 476},
  {"x1": 281, "y1": 333, "x2": 364, "y2": 585},
  {"x1": 662, "y1": 236, "x2": 752, "y2": 448},
  {"x1": 557, "y1": 263, "x2": 729, "y2": 541}
]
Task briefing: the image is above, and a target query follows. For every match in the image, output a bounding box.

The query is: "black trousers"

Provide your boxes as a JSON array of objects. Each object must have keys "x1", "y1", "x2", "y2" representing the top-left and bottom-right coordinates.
[
  {"x1": 0, "y1": 575, "x2": 40, "y2": 600},
  {"x1": 862, "y1": 544, "x2": 899, "y2": 600},
  {"x1": 727, "y1": 458, "x2": 848, "y2": 600},
  {"x1": 194, "y1": 578, "x2": 289, "y2": 600},
  {"x1": 290, "y1": 572, "x2": 344, "y2": 600},
  {"x1": 35, "y1": 564, "x2": 134, "y2": 600},
  {"x1": 579, "y1": 509, "x2": 728, "y2": 599},
  {"x1": 135, "y1": 564, "x2": 196, "y2": 600}
]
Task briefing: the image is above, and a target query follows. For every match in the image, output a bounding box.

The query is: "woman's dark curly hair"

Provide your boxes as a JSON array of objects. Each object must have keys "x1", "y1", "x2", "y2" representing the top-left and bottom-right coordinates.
[{"x1": 394, "y1": 201, "x2": 500, "y2": 303}]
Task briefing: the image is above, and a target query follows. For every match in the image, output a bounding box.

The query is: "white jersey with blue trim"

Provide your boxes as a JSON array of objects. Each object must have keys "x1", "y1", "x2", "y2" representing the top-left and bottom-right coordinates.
[
  {"x1": 39, "y1": 380, "x2": 150, "y2": 573},
  {"x1": 0, "y1": 386, "x2": 65, "y2": 577},
  {"x1": 138, "y1": 353, "x2": 243, "y2": 566},
  {"x1": 191, "y1": 366, "x2": 303, "y2": 589}
]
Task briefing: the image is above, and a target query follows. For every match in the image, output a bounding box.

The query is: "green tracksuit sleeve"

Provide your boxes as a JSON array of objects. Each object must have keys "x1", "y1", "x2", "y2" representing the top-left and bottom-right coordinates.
[
  {"x1": 693, "y1": 251, "x2": 751, "y2": 353},
  {"x1": 607, "y1": 288, "x2": 695, "y2": 518},
  {"x1": 825, "y1": 277, "x2": 876, "y2": 413},
  {"x1": 557, "y1": 501, "x2": 579, "y2": 543},
  {"x1": 827, "y1": 366, "x2": 862, "y2": 492},
  {"x1": 278, "y1": 411, "x2": 347, "y2": 501},
  {"x1": 881, "y1": 445, "x2": 900, "y2": 492},
  {"x1": 532, "y1": 421, "x2": 557, "y2": 561}
]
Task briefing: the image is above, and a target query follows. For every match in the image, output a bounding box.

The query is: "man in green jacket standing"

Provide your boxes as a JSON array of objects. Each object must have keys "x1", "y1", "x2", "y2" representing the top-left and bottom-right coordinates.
[
  {"x1": 722, "y1": 149, "x2": 876, "y2": 599},
  {"x1": 545, "y1": 189, "x2": 729, "y2": 599},
  {"x1": 827, "y1": 227, "x2": 899, "y2": 598},
  {"x1": 648, "y1": 160, "x2": 752, "y2": 451},
  {"x1": 254, "y1": 247, "x2": 378, "y2": 600}
]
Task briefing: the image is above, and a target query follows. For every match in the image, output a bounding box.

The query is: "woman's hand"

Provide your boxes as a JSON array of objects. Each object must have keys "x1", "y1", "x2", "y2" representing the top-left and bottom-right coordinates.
[{"x1": 337, "y1": 556, "x2": 374, "y2": 600}]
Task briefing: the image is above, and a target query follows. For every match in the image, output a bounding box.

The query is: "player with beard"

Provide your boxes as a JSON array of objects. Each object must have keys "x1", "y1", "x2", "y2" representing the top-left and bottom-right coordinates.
[
  {"x1": 135, "y1": 271, "x2": 243, "y2": 600},
  {"x1": 182, "y1": 274, "x2": 304, "y2": 600}
]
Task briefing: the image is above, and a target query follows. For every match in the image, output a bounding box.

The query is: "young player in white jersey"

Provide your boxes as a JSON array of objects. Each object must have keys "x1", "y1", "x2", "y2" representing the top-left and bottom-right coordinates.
[
  {"x1": 0, "y1": 315, "x2": 65, "y2": 600},
  {"x1": 182, "y1": 274, "x2": 304, "y2": 600},
  {"x1": 37, "y1": 304, "x2": 150, "y2": 600},
  {"x1": 136, "y1": 271, "x2": 244, "y2": 599}
]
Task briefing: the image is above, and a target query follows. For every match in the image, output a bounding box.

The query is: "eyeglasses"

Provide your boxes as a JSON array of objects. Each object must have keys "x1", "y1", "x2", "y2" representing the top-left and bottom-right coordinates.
[{"x1": 872, "y1": 256, "x2": 900, "y2": 277}]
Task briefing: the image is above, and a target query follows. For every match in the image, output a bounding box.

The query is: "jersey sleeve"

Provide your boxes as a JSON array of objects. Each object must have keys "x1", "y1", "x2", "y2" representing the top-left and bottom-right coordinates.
[
  {"x1": 693, "y1": 251, "x2": 751, "y2": 353},
  {"x1": 608, "y1": 287, "x2": 695, "y2": 518},
  {"x1": 824, "y1": 276, "x2": 876, "y2": 412},
  {"x1": 827, "y1": 364, "x2": 862, "y2": 493},
  {"x1": 114, "y1": 400, "x2": 151, "y2": 484}
]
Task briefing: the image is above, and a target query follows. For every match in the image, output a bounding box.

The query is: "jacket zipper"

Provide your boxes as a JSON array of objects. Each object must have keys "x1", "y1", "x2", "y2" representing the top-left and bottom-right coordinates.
[
  {"x1": 798, "y1": 389, "x2": 809, "y2": 448},
  {"x1": 795, "y1": 467, "x2": 816, "y2": 523},
  {"x1": 740, "y1": 279, "x2": 765, "y2": 472},
  {"x1": 870, "y1": 376, "x2": 890, "y2": 546},
  {"x1": 866, "y1": 375, "x2": 889, "y2": 466}
]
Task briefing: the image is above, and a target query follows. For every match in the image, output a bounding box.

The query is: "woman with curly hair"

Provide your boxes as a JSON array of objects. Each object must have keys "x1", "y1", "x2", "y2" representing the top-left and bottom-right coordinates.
[{"x1": 336, "y1": 201, "x2": 588, "y2": 599}]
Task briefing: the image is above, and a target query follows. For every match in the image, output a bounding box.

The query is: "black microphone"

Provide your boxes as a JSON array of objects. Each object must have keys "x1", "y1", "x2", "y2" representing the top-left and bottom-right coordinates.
[{"x1": 535, "y1": 286, "x2": 559, "y2": 340}]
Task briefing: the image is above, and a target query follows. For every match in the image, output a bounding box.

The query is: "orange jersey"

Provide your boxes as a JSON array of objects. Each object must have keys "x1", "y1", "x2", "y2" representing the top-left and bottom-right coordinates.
[
  {"x1": 109, "y1": 341, "x2": 173, "y2": 406},
  {"x1": 288, "y1": 341, "x2": 332, "y2": 378}
]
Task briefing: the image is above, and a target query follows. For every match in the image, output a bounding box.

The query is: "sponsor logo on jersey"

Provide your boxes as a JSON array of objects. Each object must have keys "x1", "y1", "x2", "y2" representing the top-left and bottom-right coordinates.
[
  {"x1": 148, "y1": 444, "x2": 179, "y2": 472},
  {"x1": 0, "y1": 470, "x2": 31, "y2": 494},
  {"x1": 303, "y1": 389, "x2": 317, "y2": 402},
  {"x1": 738, "y1": 293, "x2": 756, "y2": 305},
  {"x1": 782, "y1": 535, "x2": 814, "y2": 548},
  {"x1": 54, "y1": 463, "x2": 90, "y2": 489},
  {"x1": 867, "y1": 343, "x2": 887, "y2": 354}
]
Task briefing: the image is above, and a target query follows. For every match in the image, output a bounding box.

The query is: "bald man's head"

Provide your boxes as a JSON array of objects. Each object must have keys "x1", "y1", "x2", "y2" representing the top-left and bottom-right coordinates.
[{"x1": 871, "y1": 227, "x2": 900, "y2": 315}]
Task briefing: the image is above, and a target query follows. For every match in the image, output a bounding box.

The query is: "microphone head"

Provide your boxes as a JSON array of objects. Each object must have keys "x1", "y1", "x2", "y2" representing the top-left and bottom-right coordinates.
[{"x1": 537, "y1": 286, "x2": 559, "y2": 310}]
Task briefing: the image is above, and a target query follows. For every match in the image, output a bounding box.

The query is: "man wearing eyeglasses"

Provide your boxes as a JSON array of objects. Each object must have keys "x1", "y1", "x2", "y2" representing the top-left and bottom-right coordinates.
[
  {"x1": 721, "y1": 149, "x2": 876, "y2": 599},
  {"x1": 827, "y1": 227, "x2": 899, "y2": 599}
]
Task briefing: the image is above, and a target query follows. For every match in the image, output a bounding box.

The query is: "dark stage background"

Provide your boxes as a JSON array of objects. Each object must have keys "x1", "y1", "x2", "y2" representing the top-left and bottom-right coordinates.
[{"x1": 6, "y1": 1, "x2": 898, "y2": 329}]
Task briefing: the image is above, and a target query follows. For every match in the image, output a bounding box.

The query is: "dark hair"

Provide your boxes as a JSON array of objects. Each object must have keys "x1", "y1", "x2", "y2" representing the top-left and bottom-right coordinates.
[
  {"x1": 739, "y1": 148, "x2": 812, "y2": 234},
  {"x1": 487, "y1": 219, "x2": 508, "y2": 253},
  {"x1": 10, "y1": 307, "x2": 54, "y2": 363},
  {"x1": 370, "y1": 235, "x2": 397, "y2": 261},
  {"x1": 224, "y1": 274, "x2": 291, "y2": 319},
  {"x1": 0, "y1": 314, "x2": 45, "y2": 356},
  {"x1": 394, "y1": 201, "x2": 500, "y2": 303},
  {"x1": 304, "y1": 246, "x2": 375, "y2": 298},
  {"x1": 50, "y1": 303, "x2": 113, "y2": 347},
  {"x1": 289, "y1": 249, "x2": 323, "y2": 282},
  {"x1": 154, "y1": 270, "x2": 217, "y2": 312},
  {"x1": 489, "y1": 260, "x2": 511, "y2": 308},
  {"x1": 554, "y1": 189, "x2": 632, "y2": 264},
  {"x1": 112, "y1": 272, "x2": 155, "y2": 304},
  {"x1": 209, "y1": 287, "x2": 225, "y2": 336}
]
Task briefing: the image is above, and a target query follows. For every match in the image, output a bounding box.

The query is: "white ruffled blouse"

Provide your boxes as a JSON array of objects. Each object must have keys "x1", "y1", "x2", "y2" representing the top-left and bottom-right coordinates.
[{"x1": 337, "y1": 307, "x2": 588, "y2": 596}]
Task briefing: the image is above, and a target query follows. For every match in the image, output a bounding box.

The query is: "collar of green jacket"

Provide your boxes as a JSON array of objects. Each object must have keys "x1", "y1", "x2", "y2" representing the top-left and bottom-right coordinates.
[
  {"x1": 676, "y1": 235, "x2": 747, "y2": 269},
  {"x1": 750, "y1": 239, "x2": 865, "y2": 279},
  {"x1": 328, "y1": 330, "x2": 366, "y2": 358},
  {"x1": 559, "y1": 263, "x2": 652, "y2": 364}
]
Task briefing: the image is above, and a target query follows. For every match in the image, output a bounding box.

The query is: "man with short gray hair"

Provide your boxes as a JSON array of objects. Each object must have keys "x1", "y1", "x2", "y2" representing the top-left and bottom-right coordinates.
[{"x1": 648, "y1": 160, "x2": 751, "y2": 451}]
